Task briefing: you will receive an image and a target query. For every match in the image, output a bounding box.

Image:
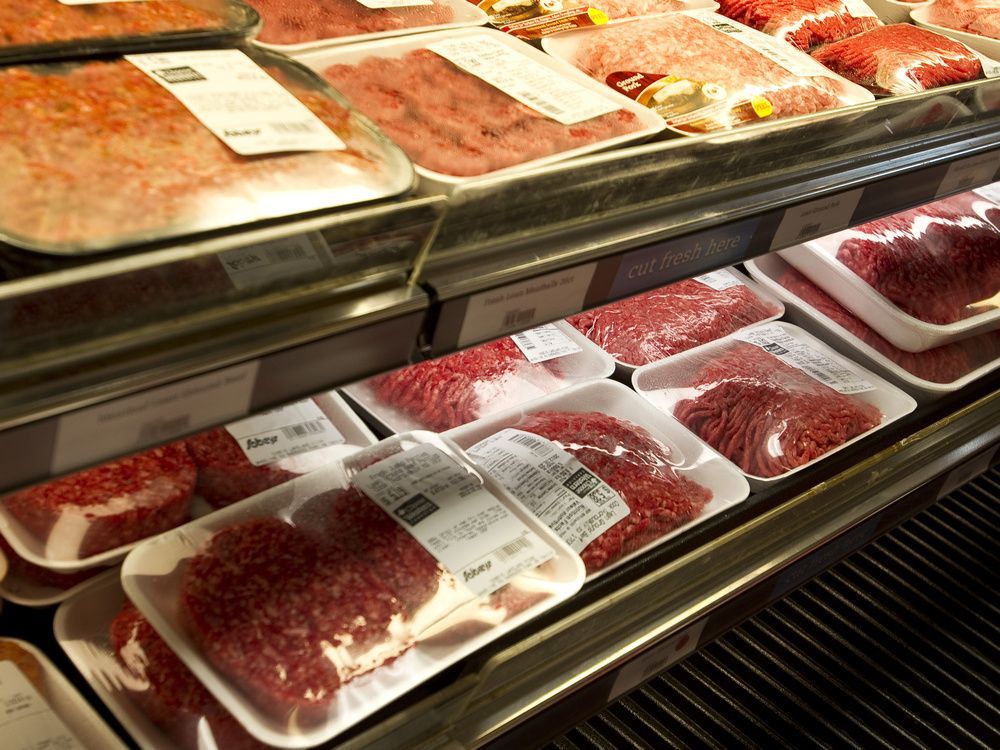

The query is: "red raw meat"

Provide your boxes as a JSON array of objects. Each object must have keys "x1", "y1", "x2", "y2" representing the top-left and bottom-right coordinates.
[
  {"x1": 810, "y1": 24, "x2": 983, "y2": 95},
  {"x1": 365, "y1": 336, "x2": 572, "y2": 431},
  {"x1": 927, "y1": 0, "x2": 1000, "y2": 39},
  {"x1": 247, "y1": 0, "x2": 453, "y2": 44},
  {"x1": 834, "y1": 192, "x2": 1000, "y2": 324},
  {"x1": 717, "y1": 0, "x2": 882, "y2": 50},
  {"x1": 673, "y1": 342, "x2": 882, "y2": 477},
  {"x1": 514, "y1": 411, "x2": 713, "y2": 571},
  {"x1": 778, "y1": 266, "x2": 1000, "y2": 382},
  {"x1": 111, "y1": 601, "x2": 271, "y2": 750},
  {"x1": 186, "y1": 428, "x2": 297, "y2": 508},
  {"x1": 569, "y1": 13, "x2": 850, "y2": 128},
  {"x1": 568, "y1": 277, "x2": 780, "y2": 366},
  {"x1": 4, "y1": 443, "x2": 195, "y2": 559},
  {"x1": 321, "y1": 49, "x2": 641, "y2": 177},
  {"x1": 181, "y1": 517, "x2": 409, "y2": 722},
  {"x1": 0, "y1": 536, "x2": 108, "y2": 590}
]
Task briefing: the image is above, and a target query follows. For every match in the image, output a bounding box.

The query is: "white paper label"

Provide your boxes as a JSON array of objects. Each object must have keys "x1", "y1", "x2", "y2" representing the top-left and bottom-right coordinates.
[
  {"x1": 770, "y1": 189, "x2": 864, "y2": 250},
  {"x1": 688, "y1": 11, "x2": 820, "y2": 78},
  {"x1": 59, "y1": 0, "x2": 143, "y2": 4},
  {"x1": 0, "y1": 661, "x2": 84, "y2": 749},
  {"x1": 936, "y1": 152, "x2": 1000, "y2": 198},
  {"x1": 457, "y1": 262, "x2": 597, "y2": 348},
  {"x1": 510, "y1": 324, "x2": 583, "y2": 364},
  {"x1": 426, "y1": 37, "x2": 619, "y2": 125},
  {"x1": 841, "y1": 0, "x2": 879, "y2": 18},
  {"x1": 693, "y1": 269, "x2": 744, "y2": 291},
  {"x1": 608, "y1": 619, "x2": 707, "y2": 700},
  {"x1": 225, "y1": 400, "x2": 344, "y2": 467},
  {"x1": 468, "y1": 429, "x2": 629, "y2": 553},
  {"x1": 219, "y1": 233, "x2": 332, "y2": 291},
  {"x1": 736, "y1": 324, "x2": 876, "y2": 394},
  {"x1": 974, "y1": 50, "x2": 1000, "y2": 79},
  {"x1": 973, "y1": 181, "x2": 1000, "y2": 204},
  {"x1": 51, "y1": 361, "x2": 259, "y2": 474},
  {"x1": 353, "y1": 444, "x2": 556, "y2": 597},
  {"x1": 356, "y1": 0, "x2": 430, "y2": 6},
  {"x1": 125, "y1": 50, "x2": 345, "y2": 156}
]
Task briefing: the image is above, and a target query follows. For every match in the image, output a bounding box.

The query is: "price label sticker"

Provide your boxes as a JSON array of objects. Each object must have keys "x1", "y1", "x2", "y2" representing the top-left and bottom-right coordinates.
[
  {"x1": 607, "y1": 619, "x2": 706, "y2": 701},
  {"x1": 225, "y1": 400, "x2": 344, "y2": 466},
  {"x1": 770, "y1": 189, "x2": 863, "y2": 250},
  {"x1": 936, "y1": 152, "x2": 1000, "y2": 198},
  {"x1": 510, "y1": 324, "x2": 583, "y2": 364},
  {"x1": 0, "y1": 661, "x2": 84, "y2": 749},
  {"x1": 937, "y1": 447, "x2": 998, "y2": 500},
  {"x1": 693, "y1": 268, "x2": 744, "y2": 291},
  {"x1": 219, "y1": 233, "x2": 332, "y2": 291}
]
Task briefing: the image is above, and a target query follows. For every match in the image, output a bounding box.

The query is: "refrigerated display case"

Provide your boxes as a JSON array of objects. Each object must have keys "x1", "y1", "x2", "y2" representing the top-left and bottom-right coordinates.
[{"x1": 0, "y1": 65, "x2": 998, "y2": 749}]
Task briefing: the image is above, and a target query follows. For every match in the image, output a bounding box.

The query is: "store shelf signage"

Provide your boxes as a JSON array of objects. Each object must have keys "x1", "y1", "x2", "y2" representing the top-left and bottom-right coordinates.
[
  {"x1": 769, "y1": 188, "x2": 863, "y2": 250},
  {"x1": 607, "y1": 619, "x2": 706, "y2": 702},
  {"x1": 936, "y1": 151, "x2": 1000, "y2": 198}
]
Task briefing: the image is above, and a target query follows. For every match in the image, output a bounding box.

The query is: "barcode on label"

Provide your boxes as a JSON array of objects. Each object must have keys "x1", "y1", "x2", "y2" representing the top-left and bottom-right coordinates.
[
  {"x1": 497, "y1": 536, "x2": 532, "y2": 562},
  {"x1": 263, "y1": 244, "x2": 310, "y2": 263},
  {"x1": 510, "y1": 432, "x2": 547, "y2": 451},
  {"x1": 511, "y1": 332, "x2": 535, "y2": 350},
  {"x1": 503, "y1": 308, "x2": 536, "y2": 327},
  {"x1": 520, "y1": 91, "x2": 568, "y2": 118},
  {"x1": 280, "y1": 419, "x2": 327, "y2": 440},
  {"x1": 797, "y1": 222, "x2": 822, "y2": 238}
]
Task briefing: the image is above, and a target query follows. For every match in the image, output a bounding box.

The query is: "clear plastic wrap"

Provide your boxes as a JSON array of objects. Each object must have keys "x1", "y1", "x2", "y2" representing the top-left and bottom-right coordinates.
[
  {"x1": 810, "y1": 23, "x2": 985, "y2": 94},
  {"x1": 924, "y1": 0, "x2": 1000, "y2": 39},
  {"x1": 567, "y1": 268, "x2": 783, "y2": 369},
  {"x1": 716, "y1": 0, "x2": 882, "y2": 50},
  {"x1": 344, "y1": 320, "x2": 615, "y2": 432},
  {"x1": 633, "y1": 322, "x2": 916, "y2": 485},
  {"x1": 541, "y1": 11, "x2": 875, "y2": 135},
  {"x1": 0, "y1": 0, "x2": 259, "y2": 64},
  {"x1": 0, "y1": 536, "x2": 111, "y2": 607},
  {"x1": 1, "y1": 442, "x2": 197, "y2": 568},
  {"x1": 0, "y1": 50, "x2": 413, "y2": 255},
  {"x1": 447, "y1": 380, "x2": 750, "y2": 575},
  {"x1": 121, "y1": 432, "x2": 583, "y2": 747}
]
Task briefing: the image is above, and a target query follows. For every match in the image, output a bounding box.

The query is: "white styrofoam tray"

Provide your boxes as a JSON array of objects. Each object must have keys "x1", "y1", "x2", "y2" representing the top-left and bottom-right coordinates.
[
  {"x1": 745, "y1": 255, "x2": 1000, "y2": 400},
  {"x1": 445, "y1": 379, "x2": 751, "y2": 577},
  {"x1": 294, "y1": 27, "x2": 666, "y2": 193},
  {"x1": 121, "y1": 432, "x2": 585, "y2": 748},
  {"x1": 0, "y1": 552, "x2": 111, "y2": 608},
  {"x1": 866, "y1": 0, "x2": 928, "y2": 23},
  {"x1": 778, "y1": 232, "x2": 1000, "y2": 352},
  {"x1": 912, "y1": 6, "x2": 1000, "y2": 59},
  {"x1": 342, "y1": 319, "x2": 617, "y2": 434},
  {"x1": 631, "y1": 321, "x2": 918, "y2": 490}
]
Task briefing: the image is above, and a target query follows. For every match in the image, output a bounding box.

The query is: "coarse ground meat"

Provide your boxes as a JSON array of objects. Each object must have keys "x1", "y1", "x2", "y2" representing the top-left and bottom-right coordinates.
[
  {"x1": 569, "y1": 14, "x2": 849, "y2": 128},
  {"x1": 514, "y1": 411, "x2": 713, "y2": 571},
  {"x1": 0, "y1": 59, "x2": 384, "y2": 250},
  {"x1": 186, "y1": 428, "x2": 297, "y2": 508},
  {"x1": 0, "y1": 536, "x2": 108, "y2": 591},
  {"x1": 111, "y1": 601, "x2": 271, "y2": 750},
  {"x1": 181, "y1": 517, "x2": 409, "y2": 722},
  {"x1": 777, "y1": 265, "x2": 1000, "y2": 382},
  {"x1": 834, "y1": 192, "x2": 1000, "y2": 324},
  {"x1": 810, "y1": 24, "x2": 984, "y2": 95},
  {"x1": 673, "y1": 342, "x2": 882, "y2": 477},
  {"x1": 585, "y1": 0, "x2": 687, "y2": 17},
  {"x1": 4, "y1": 443, "x2": 195, "y2": 559},
  {"x1": 717, "y1": 0, "x2": 882, "y2": 50},
  {"x1": 321, "y1": 49, "x2": 641, "y2": 177},
  {"x1": 364, "y1": 336, "x2": 573, "y2": 431},
  {"x1": 568, "y1": 277, "x2": 780, "y2": 366},
  {"x1": 248, "y1": 0, "x2": 453, "y2": 44},
  {"x1": 0, "y1": 0, "x2": 227, "y2": 49},
  {"x1": 927, "y1": 0, "x2": 1000, "y2": 39}
]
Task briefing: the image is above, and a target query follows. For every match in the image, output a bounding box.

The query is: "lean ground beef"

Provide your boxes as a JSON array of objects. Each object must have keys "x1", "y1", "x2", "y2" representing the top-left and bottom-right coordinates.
[
  {"x1": 514, "y1": 411, "x2": 712, "y2": 571},
  {"x1": 568, "y1": 277, "x2": 779, "y2": 366},
  {"x1": 777, "y1": 266, "x2": 1000, "y2": 382},
  {"x1": 717, "y1": 0, "x2": 881, "y2": 50},
  {"x1": 568, "y1": 14, "x2": 849, "y2": 128},
  {"x1": 111, "y1": 601, "x2": 271, "y2": 750},
  {"x1": 186, "y1": 428, "x2": 298, "y2": 508},
  {"x1": 927, "y1": 0, "x2": 1000, "y2": 39},
  {"x1": 0, "y1": 60, "x2": 383, "y2": 250},
  {"x1": 364, "y1": 336, "x2": 572, "y2": 431},
  {"x1": 0, "y1": 536, "x2": 108, "y2": 590},
  {"x1": 810, "y1": 24, "x2": 984, "y2": 95},
  {"x1": 834, "y1": 192, "x2": 1000, "y2": 324},
  {"x1": 582, "y1": 0, "x2": 687, "y2": 17},
  {"x1": 248, "y1": 0, "x2": 452, "y2": 44},
  {"x1": 181, "y1": 517, "x2": 408, "y2": 722},
  {"x1": 673, "y1": 343, "x2": 882, "y2": 477},
  {"x1": 321, "y1": 49, "x2": 641, "y2": 177},
  {"x1": 4, "y1": 443, "x2": 195, "y2": 559}
]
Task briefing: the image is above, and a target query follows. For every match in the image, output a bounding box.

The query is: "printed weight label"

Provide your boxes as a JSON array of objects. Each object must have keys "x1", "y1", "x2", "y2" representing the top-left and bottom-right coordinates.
[
  {"x1": 225, "y1": 400, "x2": 344, "y2": 467},
  {"x1": 510, "y1": 324, "x2": 583, "y2": 364},
  {"x1": 219, "y1": 233, "x2": 332, "y2": 291},
  {"x1": 736, "y1": 324, "x2": 876, "y2": 394},
  {"x1": 427, "y1": 36, "x2": 619, "y2": 125},
  {"x1": 693, "y1": 269, "x2": 744, "y2": 291},
  {"x1": 126, "y1": 49, "x2": 345, "y2": 155},
  {"x1": 354, "y1": 444, "x2": 556, "y2": 596},
  {"x1": 468, "y1": 429, "x2": 629, "y2": 553},
  {"x1": 0, "y1": 661, "x2": 84, "y2": 749}
]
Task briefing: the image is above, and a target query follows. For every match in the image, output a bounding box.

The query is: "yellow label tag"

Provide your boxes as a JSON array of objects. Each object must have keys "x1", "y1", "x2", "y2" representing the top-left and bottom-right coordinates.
[
  {"x1": 751, "y1": 96, "x2": 773, "y2": 118},
  {"x1": 588, "y1": 7, "x2": 609, "y2": 24}
]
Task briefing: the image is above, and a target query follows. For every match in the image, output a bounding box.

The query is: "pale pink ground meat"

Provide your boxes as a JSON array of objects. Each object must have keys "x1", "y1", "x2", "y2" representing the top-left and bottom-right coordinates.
[{"x1": 247, "y1": 0, "x2": 453, "y2": 44}]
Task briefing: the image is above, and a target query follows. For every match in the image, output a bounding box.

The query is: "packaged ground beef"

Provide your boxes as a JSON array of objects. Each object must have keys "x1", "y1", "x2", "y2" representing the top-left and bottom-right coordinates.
[
  {"x1": 542, "y1": 11, "x2": 874, "y2": 135},
  {"x1": 811, "y1": 24, "x2": 986, "y2": 95},
  {"x1": 0, "y1": 536, "x2": 111, "y2": 607},
  {"x1": 567, "y1": 269, "x2": 782, "y2": 368},
  {"x1": 0, "y1": 51, "x2": 412, "y2": 255},
  {"x1": 0, "y1": 0, "x2": 257, "y2": 64},
  {"x1": 472, "y1": 0, "x2": 697, "y2": 40},
  {"x1": 925, "y1": 0, "x2": 1000, "y2": 40},
  {"x1": 716, "y1": 0, "x2": 882, "y2": 51}
]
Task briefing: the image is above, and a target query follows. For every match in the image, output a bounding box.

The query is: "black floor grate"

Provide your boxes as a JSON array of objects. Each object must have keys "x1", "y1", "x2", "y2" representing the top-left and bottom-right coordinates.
[{"x1": 549, "y1": 466, "x2": 1000, "y2": 750}]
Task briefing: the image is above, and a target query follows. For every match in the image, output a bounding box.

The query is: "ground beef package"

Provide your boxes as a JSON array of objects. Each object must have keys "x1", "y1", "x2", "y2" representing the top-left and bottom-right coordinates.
[
  {"x1": 120, "y1": 433, "x2": 581, "y2": 746},
  {"x1": 471, "y1": 0, "x2": 692, "y2": 40},
  {"x1": 542, "y1": 10, "x2": 874, "y2": 135},
  {"x1": 811, "y1": 24, "x2": 986, "y2": 95},
  {"x1": 0, "y1": 0, "x2": 257, "y2": 64},
  {"x1": 0, "y1": 536, "x2": 110, "y2": 606},
  {"x1": 567, "y1": 269, "x2": 782, "y2": 368},
  {"x1": 717, "y1": 0, "x2": 882, "y2": 51},
  {"x1": 925, "y1": 0, "x2": 1000, "y2": 40}
]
